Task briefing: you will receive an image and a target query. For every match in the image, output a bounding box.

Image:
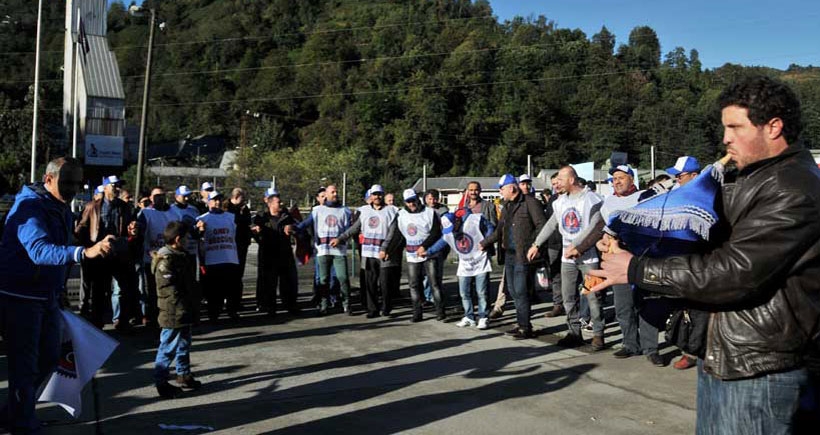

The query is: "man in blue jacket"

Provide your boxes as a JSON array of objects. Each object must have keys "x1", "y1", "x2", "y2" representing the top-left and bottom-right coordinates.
[{"x1": 0, "y1": 157, "x2": 113, "y2": 434}]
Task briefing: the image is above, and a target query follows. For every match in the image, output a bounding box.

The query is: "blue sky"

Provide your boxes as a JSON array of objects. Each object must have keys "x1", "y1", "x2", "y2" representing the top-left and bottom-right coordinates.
[
  {"x1": 489, "y1": 0, "x2": 820, "y2": 70},
  {"x1": 110, "y1": 0, "x2": 818, "y2": 70}
]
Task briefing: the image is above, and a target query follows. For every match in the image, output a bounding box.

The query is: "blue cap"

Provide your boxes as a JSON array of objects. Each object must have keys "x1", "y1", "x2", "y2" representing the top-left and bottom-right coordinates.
[
  {"x1": 102, "y1": 175, "x2": 124, "y2": 186},
  {"x1": 666, "y1": 156, "x2": 701, "y2": 176},
  {"x1": 207, "y1": 191, "x2": 224, "y2": 201},
  {"x1": 175, "y1": 185, "x2": 193, "y2": 196},
  {"x1": 200, "y1": 181, "x2": 214, "y2": 192},
  {"x1": 402, "y1": 188, "x2": 417, "y2": 202},
  {"x1": 265, "y1": 187, "x2": 280, "y2": 198},
  {"x1": 495, "y1": 174, "x2": 517, "y2": 188},
  {"x1": 608, "y1": 165, "x2": 635, "y2": 178},
  {"x1": 95, "y1": 185, "x2": 104, "y2": 194}
]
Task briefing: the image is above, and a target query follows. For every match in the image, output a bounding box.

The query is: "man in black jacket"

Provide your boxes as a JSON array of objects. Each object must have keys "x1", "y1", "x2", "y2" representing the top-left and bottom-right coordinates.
[
  {"x1": 589, "y1": 76, "x2": 820, "y2": 434},
  {"x1": 252, "y1": 188, "x2": 299, "y2": 316},
  {"x1": 480, "y1": 174, "x2": 547, "y2": 339}
]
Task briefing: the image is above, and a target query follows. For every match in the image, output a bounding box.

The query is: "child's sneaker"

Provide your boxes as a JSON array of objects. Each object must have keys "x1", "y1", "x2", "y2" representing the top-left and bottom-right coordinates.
[
  {"x1": 455, "y1": 317, "x2": 476, "y2": 328},
  {"x1": 156, "y1": 381, "x2": 183, "y2": 399},
  {"x1": 176, "y1": 374, "x2": 202, "y2": 390},
  {"x1": 477, "y1": 318, "x2": 489, "y2": 330}
]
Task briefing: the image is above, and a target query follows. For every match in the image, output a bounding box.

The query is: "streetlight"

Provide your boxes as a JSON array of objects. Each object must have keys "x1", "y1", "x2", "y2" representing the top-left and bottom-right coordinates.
[{"x1": 130, "y1": 5, "x2": 159, "y2": 206}]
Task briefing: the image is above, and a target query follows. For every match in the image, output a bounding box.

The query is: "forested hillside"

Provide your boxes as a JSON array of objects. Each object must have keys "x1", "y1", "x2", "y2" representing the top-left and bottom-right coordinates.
[{"x1": 2, "y1": 0, "x2": 819, "y2": 196}]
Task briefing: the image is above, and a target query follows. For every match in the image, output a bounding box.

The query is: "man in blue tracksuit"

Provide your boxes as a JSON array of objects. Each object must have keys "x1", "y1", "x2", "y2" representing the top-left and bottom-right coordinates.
[{"x1": 0, "y1": 157, "x2": 113, "y2": 434}]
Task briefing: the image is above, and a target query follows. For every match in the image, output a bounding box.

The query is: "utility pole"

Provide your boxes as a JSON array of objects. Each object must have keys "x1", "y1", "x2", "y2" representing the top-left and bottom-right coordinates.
[{"x1": 135, "y1": 8, "x2": 156, "y2": 206}]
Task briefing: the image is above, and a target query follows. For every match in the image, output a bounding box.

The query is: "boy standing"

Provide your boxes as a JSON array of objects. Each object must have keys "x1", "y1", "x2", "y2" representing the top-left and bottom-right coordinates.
[{"x1": 152, "y1": 221, "x2": 202, "y2": 398}]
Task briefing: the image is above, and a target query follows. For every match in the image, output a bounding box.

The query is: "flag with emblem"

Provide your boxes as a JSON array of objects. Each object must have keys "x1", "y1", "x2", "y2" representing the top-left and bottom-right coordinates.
[{"x1": 38, "y1": 310, "x2": 119, "y2": 418}]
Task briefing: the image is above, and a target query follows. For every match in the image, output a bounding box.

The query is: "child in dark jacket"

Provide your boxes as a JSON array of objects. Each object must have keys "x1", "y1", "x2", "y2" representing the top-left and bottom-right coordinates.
[{"x1": 151, "y1": 221, "x2": 202, "y2": 398}]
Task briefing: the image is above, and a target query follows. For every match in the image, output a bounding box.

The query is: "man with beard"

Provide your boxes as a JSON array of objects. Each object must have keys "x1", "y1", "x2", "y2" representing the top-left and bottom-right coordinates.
[
  {"x1": 333, "y1": 185, "x2": 399, "y2": 318},
  {"x1": 383, "y1": 189, "x2": 444, "y2": 322}
]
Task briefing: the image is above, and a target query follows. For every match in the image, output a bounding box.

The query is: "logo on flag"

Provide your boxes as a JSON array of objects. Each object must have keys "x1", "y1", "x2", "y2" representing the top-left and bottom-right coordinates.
[
  {"x1": 325, "y1": 215, "x2": 338, "y2": 228},
  {"x1": 562, "y1": 208, "x2": 582, "y2": 234},
  {"x1": 56, "y1": 341, "x2": 78, "y2": 379},
  {"x1": 407, "y1": 223, "x2": 417, "y2": 236},
  {"x1": 368, "y1": 216, "x2": 380, "y2": 228}
]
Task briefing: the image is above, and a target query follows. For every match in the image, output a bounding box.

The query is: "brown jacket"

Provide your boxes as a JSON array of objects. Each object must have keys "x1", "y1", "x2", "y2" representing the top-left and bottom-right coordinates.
[{"x1": 75, "y1": 197, "x2": 132, "y2": 247}]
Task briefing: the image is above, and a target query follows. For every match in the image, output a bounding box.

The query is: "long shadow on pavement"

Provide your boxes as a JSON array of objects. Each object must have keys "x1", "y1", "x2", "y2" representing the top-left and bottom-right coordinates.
[{"x1": 81, "y1": 341, "x2": 585, "y2": 433}]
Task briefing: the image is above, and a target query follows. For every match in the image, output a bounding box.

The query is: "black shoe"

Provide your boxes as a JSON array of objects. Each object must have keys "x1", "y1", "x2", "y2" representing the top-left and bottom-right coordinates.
[
  {"x1": 380, "y1": 310, "x2": 391, "y2": 317},
  {"x1": 556, "y1": 334, "x2": 585, "y2": 348},
  {"x1": 287, "y1": 308, "x2": 301, "y2": 316},
  {"x1": 505, "y1": 326, "x2": 521, "y2": 335},
  {"x1": 366, "y1": 312, "x2": 379, "y2": 319},
  {"x1": 647, "y1": 353, "x2": 665, "y2": 367},
  {"x1": 411, "y1": 315, "x2": 422, "y2": 323},
  {"x1": 488, "y1": 308, "x2": 504, "y2": 320},
  {"x1": 613, "y1": 348, "x2": 639, "y2": 359},
  {"x1": 227, "y1": 312, "x2": 240, "y2": 322},
  {"x1": 156, "y1": 381, "x2": 183, "y2": 399},
  {"x1": 176, "y1": 374, "x2": 202, "y2": 390},
  {"x1": 510, "y1": 327, "x2": 535, "y2": 340},
  {"x1": 436, "y1": 313, "x2": 447, "y2": 321}
]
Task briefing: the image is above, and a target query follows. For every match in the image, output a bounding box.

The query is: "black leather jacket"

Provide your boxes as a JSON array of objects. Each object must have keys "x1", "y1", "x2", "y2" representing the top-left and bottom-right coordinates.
[{"x1": 628, "y1": 146, "x2": 820, "y2": 380}]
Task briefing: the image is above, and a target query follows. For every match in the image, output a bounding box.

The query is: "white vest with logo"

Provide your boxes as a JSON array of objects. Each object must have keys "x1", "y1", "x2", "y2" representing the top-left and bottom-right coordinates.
[
  {"x1": 170, "y1": 203, "x2": 200, "y2": 254},
  {"x1": 312, "y1": 205, "x2": 351, "y2": 256},
  {"x1": 357, "y1": 205, "x2": 397, "y2": 259},
  {"x1": 197, "y1": 211, "x2": 239, "y2": 266},
  {"x1": 442, "y1": 213, "x2": 492, "y2": 277},
  {"x1": 397, "y1": 207, "x2": 435, "y2": 263},
  {"x1": 553, "y1": 189, "x2": 602, "y2": 264},
  {"x1": 601, "y1": 190, "x2": 643, "y2": 223},
  {"x1": 141, "y1": 208, "x2": 174, "y2": 263}
]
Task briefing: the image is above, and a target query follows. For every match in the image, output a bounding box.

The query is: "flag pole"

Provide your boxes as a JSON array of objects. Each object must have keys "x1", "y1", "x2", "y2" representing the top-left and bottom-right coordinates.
[{"x1": 30, "y1": 0, "x2": 44, "y2": 183}]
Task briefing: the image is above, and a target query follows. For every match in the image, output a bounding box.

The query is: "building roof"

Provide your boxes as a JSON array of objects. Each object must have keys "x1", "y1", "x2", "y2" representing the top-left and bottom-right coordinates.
[
  {"x1": 411, "y1": 176, "x2": 548, "y2": 193},
  {"x1": 81, "y1": 35, "x2": 125, "y2": 100}
]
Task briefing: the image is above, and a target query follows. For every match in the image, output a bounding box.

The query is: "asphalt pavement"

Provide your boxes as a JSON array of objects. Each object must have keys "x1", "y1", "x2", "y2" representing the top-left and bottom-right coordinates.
[{"x1": 1, "y1": 244, "x2": 697, "y2": 434}]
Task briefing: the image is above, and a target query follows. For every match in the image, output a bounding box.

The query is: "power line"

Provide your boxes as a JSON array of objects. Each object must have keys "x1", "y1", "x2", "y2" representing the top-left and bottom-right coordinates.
[{"x1": 0, "y1": 14, "x2": 496, "y2": 56}]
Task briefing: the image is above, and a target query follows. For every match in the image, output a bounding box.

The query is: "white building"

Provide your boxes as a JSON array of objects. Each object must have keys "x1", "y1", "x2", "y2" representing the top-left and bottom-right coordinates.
[{"x1": 63, "y1": 0, "x2": 126, "y2": 167}]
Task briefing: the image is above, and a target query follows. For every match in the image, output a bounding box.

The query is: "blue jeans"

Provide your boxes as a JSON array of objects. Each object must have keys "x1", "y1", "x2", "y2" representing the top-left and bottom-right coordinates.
[
  {"x1": 696, "y1": 361, "x2": 809, "y2": 434},
  {"x1": 561, "y1": 261, "x2": 604, "y2": 336},
  {"x1": 0, "y1": 295, "x2": 61, "y2": 433},
  {"x1": 423, "y1": 254, "x2": 445, "y2": 302},
  {"x1": 317, "y1": 255, "x2": 349, "y2": 307},
  {"x1": 612, "y1": 283, "x2": 639, "y2": 353},
  {"x1": 504, "y1": 261, "x2": 531, "y2": 329},
  {"x1": 458, "y1": 273, "x2": 489, "y2": 321},
  {"x1": 154, "y1": 327, "x2": 193, "y2": 384}
]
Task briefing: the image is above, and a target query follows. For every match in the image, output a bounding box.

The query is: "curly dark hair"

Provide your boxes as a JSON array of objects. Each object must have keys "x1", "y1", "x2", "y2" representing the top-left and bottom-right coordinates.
[{"x1": 717, "y1": 75, "x2": 802, "y2": 144}]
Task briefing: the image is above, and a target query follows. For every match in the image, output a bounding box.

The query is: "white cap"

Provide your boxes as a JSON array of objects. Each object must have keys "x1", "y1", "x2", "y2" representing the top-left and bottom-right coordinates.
[
  {"x1": 369, "y1": 184, "x2": 384, "y2": 194},
  {"x1": 518, "y1": 174, "x2": 532, "y2": 183},
  {"x1": 201, "y1": 181, "x2": 214, "y2": 191},
  {"x1": 402, "y1": 188, "x2": 417, "y2": 202},
  {"x1": 264, "y1": 187, "x2": 280, "y2": 198}
]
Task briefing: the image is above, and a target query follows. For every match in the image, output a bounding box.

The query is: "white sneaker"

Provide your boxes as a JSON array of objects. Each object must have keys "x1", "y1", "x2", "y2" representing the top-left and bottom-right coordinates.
[
  {"x1": 477, "y1": 318, "x2": 489, "y2": 330},
  {"x1": 456, "y1": 317, "x2": 476, "y2": 328}
]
